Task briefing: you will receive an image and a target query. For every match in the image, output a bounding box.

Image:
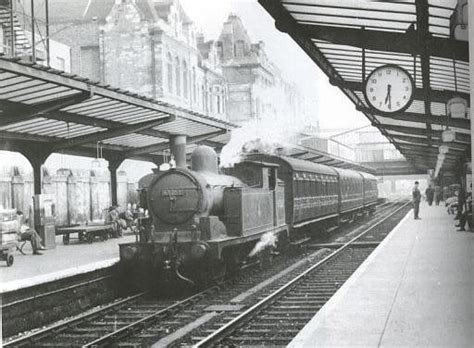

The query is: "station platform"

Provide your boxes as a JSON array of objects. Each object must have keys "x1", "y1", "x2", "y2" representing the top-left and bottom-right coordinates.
[
  {"x1": 290, "y1": 202, "x2": 474, "y2": 347},
  {"x1": 0, "y1": 233, "x2": 135, "y2": 293}
]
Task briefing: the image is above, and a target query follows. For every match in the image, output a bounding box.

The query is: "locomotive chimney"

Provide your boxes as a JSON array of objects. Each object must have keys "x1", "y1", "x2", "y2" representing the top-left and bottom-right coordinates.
[{"x1": 169, "y1": 134, "x2": 187, "y2": 168}]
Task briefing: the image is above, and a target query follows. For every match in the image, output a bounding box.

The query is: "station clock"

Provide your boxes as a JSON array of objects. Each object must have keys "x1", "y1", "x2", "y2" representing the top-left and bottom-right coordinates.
[{"x1": 364, "y1": 64, "x2": 415, "y2": 114}]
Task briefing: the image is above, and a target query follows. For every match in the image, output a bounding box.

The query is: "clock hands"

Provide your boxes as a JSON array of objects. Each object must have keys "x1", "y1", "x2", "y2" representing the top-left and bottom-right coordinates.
[{"x1": 384, "y1": 84, "x2": 392, "y2": 110}]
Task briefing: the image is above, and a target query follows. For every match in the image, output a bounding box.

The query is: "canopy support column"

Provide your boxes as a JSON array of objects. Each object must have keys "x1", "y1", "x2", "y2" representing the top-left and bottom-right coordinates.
[
  {"x1": 107, "y1": 158, "x2": 124, "y2": 207},
  {"x1": 21, "y1": 147, "x2": 52, "y2": 195},
  {"x1": 469, "y1": 2, "x2": 474, "y2": 229}
]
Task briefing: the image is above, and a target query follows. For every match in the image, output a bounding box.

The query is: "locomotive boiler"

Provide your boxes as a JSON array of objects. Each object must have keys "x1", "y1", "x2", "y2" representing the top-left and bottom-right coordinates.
[{"x1": 120, "y1": 135, "x2": 288, "y2": 288}]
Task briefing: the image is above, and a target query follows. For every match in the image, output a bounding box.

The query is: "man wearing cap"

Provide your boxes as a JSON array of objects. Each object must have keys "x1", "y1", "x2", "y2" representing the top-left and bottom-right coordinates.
[{"x1": 412, "y1": 181, "x2": 421, "y2": 220}]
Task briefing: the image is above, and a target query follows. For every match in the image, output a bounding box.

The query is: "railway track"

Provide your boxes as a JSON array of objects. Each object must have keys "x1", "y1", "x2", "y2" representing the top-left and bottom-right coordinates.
[
  {"x1": 190, "y1": 200, "x2": 410, "y2": 347},
  {"x1": 4, "y1": 200, "x2": 408, "y2": 347}
]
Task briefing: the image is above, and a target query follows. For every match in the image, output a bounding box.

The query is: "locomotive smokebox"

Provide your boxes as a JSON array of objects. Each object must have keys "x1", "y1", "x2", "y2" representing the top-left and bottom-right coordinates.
[
  {"x1": 191, "y1": 145, "x2": 218, "y2": 173},
  {"x1": 170, "y1": 134, "x2": 187, "y2": 168}
]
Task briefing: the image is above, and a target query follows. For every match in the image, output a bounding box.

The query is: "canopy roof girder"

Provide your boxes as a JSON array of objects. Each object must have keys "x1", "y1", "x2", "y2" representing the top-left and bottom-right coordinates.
[{"x1": 276, "y1": 23, "x2": 469, "y2": 62}]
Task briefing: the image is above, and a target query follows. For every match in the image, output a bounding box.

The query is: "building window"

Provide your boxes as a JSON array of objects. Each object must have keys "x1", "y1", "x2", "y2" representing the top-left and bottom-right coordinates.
[
  {"x1": 235, "y1": 40, "x2": 244, "y2": 57},
  {"x1": 167, "y1": 53, "x2": 173, "y2": 93},
  {"x1": 174, "y1": 13, "x2": 178, "y2": 37},
  {"x1": 57, "y1": 57, "x2": 65, "y2": 71},
  {"x1": 202, "y1": 85, "x2": 206, "y2": 112},
  {"x1": 80, "y1": 46, "x2": 100, "y2": 81},
  {"x1": 183, "y1": 60, "x2": 188, "y2": 100},
  {"x1": 208, "y1": 87, "x2": 214, "y2": 113},
  {"x1": 192, "y1": 68, "x2": 196, "y2": 103},
  {"x1": 175, "y1": 57, "x2": 181, "y2": 96},
  {"x1": 217, "y1": 41, "x2": 223, "y2": 59}
]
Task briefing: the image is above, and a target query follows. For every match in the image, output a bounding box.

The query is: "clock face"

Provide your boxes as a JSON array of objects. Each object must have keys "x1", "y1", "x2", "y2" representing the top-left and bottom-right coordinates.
[{"x1": 364, "y1": 65, "x2": 414, "y2": 114}]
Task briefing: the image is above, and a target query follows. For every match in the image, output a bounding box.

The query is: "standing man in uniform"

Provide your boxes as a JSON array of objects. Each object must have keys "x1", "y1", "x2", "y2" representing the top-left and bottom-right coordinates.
[{"x1": 412, "y1": 181, "x2": 421, "y2": 220}]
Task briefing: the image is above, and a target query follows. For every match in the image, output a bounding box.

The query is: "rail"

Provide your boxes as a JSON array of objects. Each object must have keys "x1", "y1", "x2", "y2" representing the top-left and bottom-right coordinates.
[
  {"x1": 3, "y1": 292, "x2": 147, "y2": 347},
  {"x1": 82, "y1": 285, "x2": 220, "y2": 347},
  {"x1": 193, "y1": 200, "x2": 410, "y2": 347}
]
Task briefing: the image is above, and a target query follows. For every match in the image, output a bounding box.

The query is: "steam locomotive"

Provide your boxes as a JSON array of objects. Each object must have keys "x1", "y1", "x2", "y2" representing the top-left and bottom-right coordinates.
[{"x1": 119, "y1": 136, "x2": 378, "y2": 289}]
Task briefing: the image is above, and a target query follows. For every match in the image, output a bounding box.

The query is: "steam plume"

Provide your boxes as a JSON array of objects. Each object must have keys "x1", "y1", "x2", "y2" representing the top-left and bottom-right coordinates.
[
  {"x1": 219, "y1": 119, "x2": 300, "y2": 168},
  {"x1": 249, "y1": 232, "x2": 278, "y2": 258}
]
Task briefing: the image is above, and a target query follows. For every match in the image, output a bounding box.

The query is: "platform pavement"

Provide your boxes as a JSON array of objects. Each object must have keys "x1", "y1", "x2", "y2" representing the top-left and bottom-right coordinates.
[
  {"x1": 289, "y1": 202, "x2": 474, "y2": 347},
  {"x1": 0, "y1": 233, "x2": 136, "y2": 293}
]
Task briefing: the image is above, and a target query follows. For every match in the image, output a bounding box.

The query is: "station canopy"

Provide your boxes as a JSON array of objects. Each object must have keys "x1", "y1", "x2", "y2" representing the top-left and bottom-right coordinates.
[
  {"x1": 0, "y1": 56, "x2": 236, "y2": 165},
  {"x1": 0, "y1": 55, "x2": 374, "y2": 173},
  {"x1": 259, "y1": 0, "x2": 470, "y2": 174}
]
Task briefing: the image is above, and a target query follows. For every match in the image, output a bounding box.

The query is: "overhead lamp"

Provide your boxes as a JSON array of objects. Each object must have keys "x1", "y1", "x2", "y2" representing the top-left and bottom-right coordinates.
[
  {"x1": 441, "y1": 128, "x2": 456, "y2": 142},
  {"x1": 447, "y1": 96, "x2": 468, "y2": 119},
  {"x1": 439, "y1": 145, "x2": 449, "y2": 154},
  {"x1": 92, "y1": 141, "x2": 104, "y2": 169},
  {"x1": 451, "y1": 0, "x2": 468, "y2": 41}
]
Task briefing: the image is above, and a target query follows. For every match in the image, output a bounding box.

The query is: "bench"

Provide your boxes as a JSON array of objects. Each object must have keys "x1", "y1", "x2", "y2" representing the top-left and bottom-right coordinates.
[{"x1": 56, "y1": 224, "x2": 114, "y2": 244}]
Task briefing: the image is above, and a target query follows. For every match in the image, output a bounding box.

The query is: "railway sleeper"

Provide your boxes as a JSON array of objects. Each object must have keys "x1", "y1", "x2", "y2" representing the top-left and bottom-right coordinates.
[
  {"x1": 290, "y1": 290, "x2": 338, "y2": 296},
  {"x1": 236, "y1": 328, "x2": 300, "y2": 335},
  {"x1": 243, "y1": 321, "x2": 303, "y2": 329},
  {"x1": 262, "y1": 310, "x2": 316, "y2": 317},
  {"x1": 103, "y1": 314, "x2": 147, "y2": 320},
  {"x1": 283, "y1": 295, "x2": 331, "y2": 300},
  {"x1": 87, "y1": 320, "x2": 134, "y2": 327},
  {"x1": 68, "y1": 326, "x2": 112, "y2": 334},
  {"x1": 273, "y1": 305, "x2": 323, "y2": 311},
  {"x1": 36, "y1": 342, "x2": 75, "y2": 347},
  {"x1": 115, "y1": 309, "x2": 165, "y2": 315},
  {"x1": 117, "y1": 343, "x2": 142, "y2": 348},
  {"x1": 228, "y1": 336, "x2": 293, "y2": 343},
  {"x1": 53, "y1": 332, "x2": 100, "y2": 340}
]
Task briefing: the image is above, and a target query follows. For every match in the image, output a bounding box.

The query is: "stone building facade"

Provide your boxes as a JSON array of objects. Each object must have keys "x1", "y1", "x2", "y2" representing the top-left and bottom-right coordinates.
[
  {"x1": 217, "y1": 14, "x2": 306, "y2": 124},
  {"x1": 17, "y1": 0, "x2": 227, "y2": 119},
  {"x1": 13, "y1": 0, "x2": 306, "y2": 124}
]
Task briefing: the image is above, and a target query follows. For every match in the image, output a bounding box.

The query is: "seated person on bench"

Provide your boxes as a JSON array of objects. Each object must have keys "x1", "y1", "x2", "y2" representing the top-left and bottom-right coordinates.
[{"x1": 16, "y1": 211, "x2": 45, "y2": 255}]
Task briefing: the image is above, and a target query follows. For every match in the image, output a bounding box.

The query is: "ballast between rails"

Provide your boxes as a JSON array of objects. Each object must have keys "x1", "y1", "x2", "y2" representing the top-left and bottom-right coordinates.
[{"x1": 193, "y1": 200, "x2": 411, "y2": 347}]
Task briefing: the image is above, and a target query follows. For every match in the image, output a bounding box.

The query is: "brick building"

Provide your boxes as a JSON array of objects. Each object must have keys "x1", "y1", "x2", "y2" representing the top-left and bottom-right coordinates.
[{"x1": 12, "y1": 0, "x2": 306, "y2": 124}]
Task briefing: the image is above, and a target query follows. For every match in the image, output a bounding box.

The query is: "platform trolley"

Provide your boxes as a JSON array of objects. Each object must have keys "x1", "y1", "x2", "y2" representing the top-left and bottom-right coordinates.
[{"x1": 0, "y1": 209, "x2": 19, "y2": 267}]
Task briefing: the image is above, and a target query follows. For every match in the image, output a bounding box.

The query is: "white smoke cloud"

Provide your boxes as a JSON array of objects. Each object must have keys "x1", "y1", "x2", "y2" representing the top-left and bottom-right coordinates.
[
  {"x1": 219, "y1": 119, "x2": 302, "y2": 167},
  {"x1": 249, "y1": 232, "x2": 278, "y2": 258}
]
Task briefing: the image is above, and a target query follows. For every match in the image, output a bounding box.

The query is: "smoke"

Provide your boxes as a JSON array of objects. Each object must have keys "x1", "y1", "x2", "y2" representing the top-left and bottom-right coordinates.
[
  {"x1": 219, "y1": 119, "x2": 301, "y2": 167},
  {"x1": 249, "y1": 232, "x2": 278, "y2": 258}
]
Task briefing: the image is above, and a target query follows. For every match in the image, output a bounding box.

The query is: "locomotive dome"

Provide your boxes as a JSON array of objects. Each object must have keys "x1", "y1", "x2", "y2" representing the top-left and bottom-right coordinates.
[{"x1": 191, "y1": 145, "x2": 218, "y2": 173}]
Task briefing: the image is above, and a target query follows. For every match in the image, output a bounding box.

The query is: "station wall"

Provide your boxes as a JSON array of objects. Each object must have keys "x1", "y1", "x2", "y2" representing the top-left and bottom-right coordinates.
[{"x1": 0, "y1": 169, "x2": 138, "y2": 226}]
